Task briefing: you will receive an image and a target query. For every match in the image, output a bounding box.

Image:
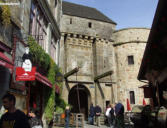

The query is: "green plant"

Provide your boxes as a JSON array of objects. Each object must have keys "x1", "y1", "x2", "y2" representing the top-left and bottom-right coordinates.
[
  {"x1": 27, "y1": 36, "x2": 65, "y2": 122},
  {"x1": 28, "y1": 36, "x2": 50, "y2": 72},
  {"x1": 0, "y1": 0, "x2": 11, "y2": 25},
  {"x1": 55, "y1": 106, "x2": 64, "y2": 114},
  {"x1": 44, "y1": 59, "x2": 56, "y2": 122}
]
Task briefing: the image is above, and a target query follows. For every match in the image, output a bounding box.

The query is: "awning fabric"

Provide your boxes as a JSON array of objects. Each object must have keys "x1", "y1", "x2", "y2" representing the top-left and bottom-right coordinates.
[
  {"x1": 35, "y1": 72, "x2": 52, "y2": 88},
  {"x1": 0, "y1": 52, "x2": 13, "y2": 72}
]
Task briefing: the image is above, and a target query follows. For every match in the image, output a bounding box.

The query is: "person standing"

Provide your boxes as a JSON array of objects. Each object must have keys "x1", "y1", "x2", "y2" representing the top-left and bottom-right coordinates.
[
  {"x1": 65, "y1": 106, "x2": 71, "y2": 128},
  {"x1": 0, "y1": 93, "x2": 30, "y2": 128},
  {"x1": 110, "y1": 104, "x2": 115, "y2": 128},
  {"x1": 88, "y1": 103, "x2": 95, "y2": 125},
  {"x1": 114, "y1": 102, "x2": 124, "y2": 128},
  {"x1": 94, "y1": 104, "x2": 102, "y2": 127},
  {"x1": 105, "y1": 104, "x2": 112, "y2": 127}
]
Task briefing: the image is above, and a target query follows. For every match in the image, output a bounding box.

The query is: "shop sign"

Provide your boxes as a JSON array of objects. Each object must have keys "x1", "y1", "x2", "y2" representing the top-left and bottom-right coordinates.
[{"x1": 16, "y1": 46, "x2": 36, "y2": 81}]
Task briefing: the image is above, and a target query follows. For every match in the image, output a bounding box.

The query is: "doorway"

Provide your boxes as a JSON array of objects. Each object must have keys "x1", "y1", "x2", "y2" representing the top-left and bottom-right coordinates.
[{"x1": 68, "y1": 84, "x2": 91, "y2": 118}]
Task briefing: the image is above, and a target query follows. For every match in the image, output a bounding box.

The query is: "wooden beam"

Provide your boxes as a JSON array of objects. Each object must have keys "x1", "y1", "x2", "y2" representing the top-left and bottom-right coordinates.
[
  {"x1": 94, "y1": 70, "x2": 113, "y2": 82},
  {"x1": 64, "y1": 67, "x2": 79, "y2": 78},
  {"x1": 67, "y1": 81, "x2": 94, "y2": 84}
]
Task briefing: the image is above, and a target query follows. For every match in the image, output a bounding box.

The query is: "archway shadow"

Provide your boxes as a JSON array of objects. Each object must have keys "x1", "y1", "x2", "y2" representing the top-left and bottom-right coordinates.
[{"x1": 68, "y1": 84, "x2": 91, "y2": 119}]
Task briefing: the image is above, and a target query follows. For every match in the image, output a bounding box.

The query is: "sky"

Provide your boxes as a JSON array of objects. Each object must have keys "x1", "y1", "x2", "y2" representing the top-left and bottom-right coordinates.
[{"x1": 63, "y1": 0, "x2": 158, "y2": 30}]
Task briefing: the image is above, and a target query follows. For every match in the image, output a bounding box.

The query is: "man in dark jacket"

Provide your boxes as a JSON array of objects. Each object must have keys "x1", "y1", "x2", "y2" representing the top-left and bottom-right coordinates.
[
  {"x1": 88, "y1": 103, "x2": 95, "y2": 125},
  {"x1": 94, "y1": 105, "x2": 102, "y2": 127},
  {"x1": 0, "y1": 93, "x2": 30, "y2": 128},
  {"x1": 115, "y1": 103, "x2": 124, "y2": 128}
]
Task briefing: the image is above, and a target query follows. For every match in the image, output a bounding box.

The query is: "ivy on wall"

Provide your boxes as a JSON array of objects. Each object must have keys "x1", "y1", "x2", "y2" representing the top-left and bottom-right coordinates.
[
  {"x1": 0, "y1": 0, "x2": 11, "y2": 25},
  {"x1": 44, "y1": 59, "x2": 56, "y2": 122},
  {"x1": 28, "y1": 36, "x2": 50, "y2": 72},
  {"x1": 27, "y1": 36, "x2": 64, "y2": 122}
]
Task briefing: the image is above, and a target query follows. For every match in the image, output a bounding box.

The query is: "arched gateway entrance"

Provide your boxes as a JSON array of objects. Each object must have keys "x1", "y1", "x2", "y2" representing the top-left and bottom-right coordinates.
[{"x1": 68, "y1": 84, "x2": 91, "y2": 118}]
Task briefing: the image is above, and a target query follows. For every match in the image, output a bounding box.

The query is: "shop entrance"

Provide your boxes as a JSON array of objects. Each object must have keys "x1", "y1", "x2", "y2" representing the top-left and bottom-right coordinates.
[
  {"x1": 68, "y1": 84, "x2": 91, "y2": 119},
  {"x1": 0, "y1": 66, "x2": 10, "y2": 108},
  {"x1": 29, "y1": 81, "x2": 43, "y2": 117}
]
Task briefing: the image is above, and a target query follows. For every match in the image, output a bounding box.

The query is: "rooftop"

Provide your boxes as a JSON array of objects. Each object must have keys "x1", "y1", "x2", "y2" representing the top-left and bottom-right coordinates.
[{"x1": 62, "y1": 1, "x2": 116, "y2": 24}]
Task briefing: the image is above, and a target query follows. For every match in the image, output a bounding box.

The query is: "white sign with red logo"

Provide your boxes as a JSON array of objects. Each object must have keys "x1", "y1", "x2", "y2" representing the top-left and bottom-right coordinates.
[{"x1": 16, "y1": 47, "x2": 36, "y2": 81}]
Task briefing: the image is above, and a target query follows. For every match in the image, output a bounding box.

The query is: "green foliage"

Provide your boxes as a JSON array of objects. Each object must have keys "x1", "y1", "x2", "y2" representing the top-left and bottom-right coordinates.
[
  {"x1": 27, "y1": 36, "x2": 64, "y2": 122},
  {"x1": 0, "y1": 1, "x2": 11, "y2": 25},
  {"x1": 55, "y1": 106, "x2": 64, "y2": 114},
  {"x1": 44, "y1": 59, "x2": 56, "y2": 122},
  {"x1": 28, "y1": 36, "x2": 50, "y2": 72},
  {"x1": 44, "y1": 86, "x2": 55, "y2": 122},
  {"x1": 47, "y1": 59, "x2": 56, "y2": 84},
  {"x1": 55, "y1": 95, "x2": 67, "y2": 110}
]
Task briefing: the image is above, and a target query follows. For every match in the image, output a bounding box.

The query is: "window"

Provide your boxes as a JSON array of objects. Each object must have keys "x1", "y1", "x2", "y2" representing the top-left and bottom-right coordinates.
[
  {"x1": 55, "y1": 0, "x2": 57, "y2": 7},
  {"x1": 128, "y1": 55, "x2": 134, "y2": 65},
  {"x1": 70, "y1": 18, "x2": 72, "y2": 24},
  {"x1": 130, "y1": 91, "x2": 135, "y2": 104},
  {"x1": 88, "y1": 22, "x2": 92, "y2": 28},
  {"x1": 29, "y1": 2, "x2": 47, "y2": 49}
]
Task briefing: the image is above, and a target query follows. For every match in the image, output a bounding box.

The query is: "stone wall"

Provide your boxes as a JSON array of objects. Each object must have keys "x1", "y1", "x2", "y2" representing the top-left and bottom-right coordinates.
[
  {"x1": 113, "y1": 28, "x2": 150, "y2": 108},
  {"x1": 61, "y1": 15, "x2": 115, "y2": 39}
]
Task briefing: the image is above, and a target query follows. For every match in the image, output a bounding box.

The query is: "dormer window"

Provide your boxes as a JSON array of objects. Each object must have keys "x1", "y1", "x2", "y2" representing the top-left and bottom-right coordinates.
[{"x1": 88, "y1": 22, "x2": 92, "y2": 28}]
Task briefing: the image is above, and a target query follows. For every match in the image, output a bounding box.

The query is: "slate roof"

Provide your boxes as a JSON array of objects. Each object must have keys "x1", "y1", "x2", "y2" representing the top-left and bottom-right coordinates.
[{"x1": 62, "y1": 1, "x2": 117, "y2": 24}]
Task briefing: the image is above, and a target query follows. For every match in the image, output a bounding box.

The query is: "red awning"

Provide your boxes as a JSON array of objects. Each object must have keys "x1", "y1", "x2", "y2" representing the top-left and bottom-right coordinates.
[
  {"x1": 0, "y1": 52, "x2": 13, "y2": 72},
  {"x1": 35, "y1": 72, "x2": 52, "y2": 88}
]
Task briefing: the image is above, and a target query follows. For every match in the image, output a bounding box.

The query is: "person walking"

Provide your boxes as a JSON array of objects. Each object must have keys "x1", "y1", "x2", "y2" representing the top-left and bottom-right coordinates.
[
  {"x1": 65, "y1": 106, "x2": 71, "y2": 128},
  {"x1": 105, "y1": 104, "x2": 112, "y2": 127},
  {"x1": 0, "y1": 93, "x2": 30, "y2": 128},
  {"x1": 114, "y1": 102, "x2": 124, "y2": 128},
  {"x1": 94, "y1": 104, "x2": 102, "y2": 127},
  {"x1": 110, "y1": 104, "x2": 115, "y2": 128},
  {"x1": 88, "y1": 103, "x2": 95, "y2": 125}
]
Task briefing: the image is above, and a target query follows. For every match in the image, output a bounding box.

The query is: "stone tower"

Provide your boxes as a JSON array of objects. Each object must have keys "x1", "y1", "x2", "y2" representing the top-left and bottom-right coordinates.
[{"x1": 113, "y1": 28, "x2": 150, "y2": 108}]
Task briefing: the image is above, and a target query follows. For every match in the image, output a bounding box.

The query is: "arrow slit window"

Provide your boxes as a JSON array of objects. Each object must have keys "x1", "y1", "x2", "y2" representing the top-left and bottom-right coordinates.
[
  {"x1": 130, "y1": 91, "x2": 135, "y2": 104},
  {"x1": 128, "y1": 55, "x2": 134, "y2": 65}
]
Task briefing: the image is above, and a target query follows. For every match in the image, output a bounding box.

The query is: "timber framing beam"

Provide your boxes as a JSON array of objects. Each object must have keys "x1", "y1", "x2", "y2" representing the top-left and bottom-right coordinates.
[
  {"x1": 94, "y1": 70, "x2": 113, "y2": 82},
  {"x1": 64, "y1": 67, "x2": 79, "y2": 78}
]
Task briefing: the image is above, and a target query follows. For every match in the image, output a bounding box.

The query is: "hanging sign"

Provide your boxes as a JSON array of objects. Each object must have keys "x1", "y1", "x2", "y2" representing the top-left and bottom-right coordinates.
[{"x1": 16, "y1": 46, "x2": 36, "y2": 81}]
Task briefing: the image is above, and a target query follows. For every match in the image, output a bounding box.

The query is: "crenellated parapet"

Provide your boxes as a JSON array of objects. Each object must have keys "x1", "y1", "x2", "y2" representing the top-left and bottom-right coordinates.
[{"x1": 62, "y1": 33, "x2": 114, "y2": 50}]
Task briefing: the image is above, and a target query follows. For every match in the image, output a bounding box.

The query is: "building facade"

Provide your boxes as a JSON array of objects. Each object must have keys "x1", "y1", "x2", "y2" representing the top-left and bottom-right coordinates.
[
  {"x1": 0, "y1": 0, "x2": 62, "y2": 125},
  {"x1": 60, "y1": 1, "x2": 150, "y2": 117}
]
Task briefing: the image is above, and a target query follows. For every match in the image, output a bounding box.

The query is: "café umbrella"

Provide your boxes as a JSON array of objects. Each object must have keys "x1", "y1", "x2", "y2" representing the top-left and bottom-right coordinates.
[
  {"x1": 143, "y1": 98, "x2": 146, "y2": 106},
  {"x1": 127, "y1": 98, "x2": 131, "y2": 111}
]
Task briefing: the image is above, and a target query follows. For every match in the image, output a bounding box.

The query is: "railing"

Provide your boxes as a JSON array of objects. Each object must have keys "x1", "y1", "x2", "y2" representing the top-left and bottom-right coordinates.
[{"x1": 54, "y1": 113, "x2": 84, "y2": 127}]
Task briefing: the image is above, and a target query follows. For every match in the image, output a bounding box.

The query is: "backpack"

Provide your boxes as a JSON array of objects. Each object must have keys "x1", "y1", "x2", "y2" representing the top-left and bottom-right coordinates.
[{"x1": 110, "y1": 108, "x2": 114, "y2": 116}]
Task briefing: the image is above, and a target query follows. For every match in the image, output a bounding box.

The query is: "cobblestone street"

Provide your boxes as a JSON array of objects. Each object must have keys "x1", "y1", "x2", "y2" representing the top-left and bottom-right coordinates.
[{"x1": 53, "y1": 121, "x2": 133, "y2": 128}]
